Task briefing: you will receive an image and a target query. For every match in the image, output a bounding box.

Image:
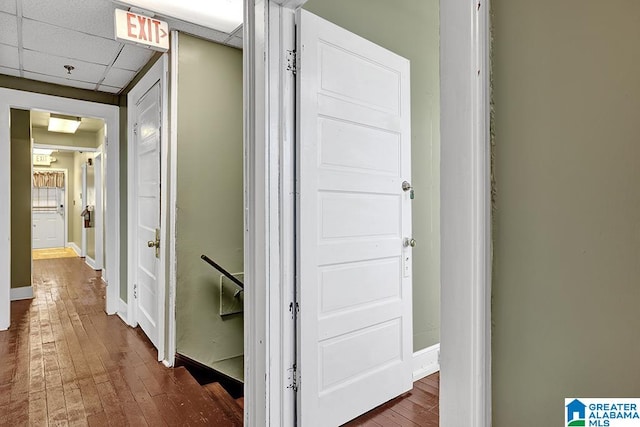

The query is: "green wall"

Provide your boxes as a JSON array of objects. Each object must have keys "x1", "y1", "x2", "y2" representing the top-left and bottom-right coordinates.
[
  {"x1": 492, "y1": 0, "x2": 640, "y2": 424},
  {"x1": 10, "y1": 109, "x2": 31, "y2": 289},
  {"x1": 175, "y1": 34, "x2": 244, "y2": 381},
  {"x1": 303, "y1": 0, "x2": 441, "y2": 351}
]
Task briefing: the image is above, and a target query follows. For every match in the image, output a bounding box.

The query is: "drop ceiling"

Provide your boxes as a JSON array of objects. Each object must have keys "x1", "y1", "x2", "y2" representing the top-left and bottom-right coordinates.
[{"x1": 0, "y1": 0, "x2": 243, "y2": 95}]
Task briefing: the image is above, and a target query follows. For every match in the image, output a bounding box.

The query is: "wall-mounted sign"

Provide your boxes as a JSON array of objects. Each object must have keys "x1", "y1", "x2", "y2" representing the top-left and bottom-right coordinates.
[
  {"x1": 33, "y1": 154, "x2": 55, "y2": 166},
  {"x1": 115, "y1": 9, "x2": 169, "y2": 52}
]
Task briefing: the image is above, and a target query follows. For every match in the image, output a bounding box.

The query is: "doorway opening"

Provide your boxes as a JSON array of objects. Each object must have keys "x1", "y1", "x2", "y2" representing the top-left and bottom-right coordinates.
[{"x1": 29, "y1": 110, "x2": 105, "y2": 272}]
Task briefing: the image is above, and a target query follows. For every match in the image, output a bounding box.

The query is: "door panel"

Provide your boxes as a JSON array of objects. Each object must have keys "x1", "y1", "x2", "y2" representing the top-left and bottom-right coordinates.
[
  {"x1": 33, "y1": 211, "x2": 64, "y2": 249},
  {"x1": 297, "y1": 10, "x2": 413, "y2": 427},
  {"x1": 134, "y1": 81, "x2": 161, "y2": 348}
]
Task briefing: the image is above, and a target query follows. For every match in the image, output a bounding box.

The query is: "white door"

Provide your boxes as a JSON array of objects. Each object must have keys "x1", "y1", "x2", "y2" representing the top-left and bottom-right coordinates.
[
  {"x1": 33, "y1": 210, "x2": 64, "y2": 249},
  {"x1": 134, "y1": 82, "x2": 161, "y2": 348},
  {"x1": 296, "y1": 10, "x2": 413, "y2": 427},
  {"x1": 33, "y1": 186, "x2": 65, "y2": 249}
]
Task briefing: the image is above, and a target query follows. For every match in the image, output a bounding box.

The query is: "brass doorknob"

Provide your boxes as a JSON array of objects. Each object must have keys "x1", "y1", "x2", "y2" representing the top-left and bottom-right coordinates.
[{"x1": 147, "y1": 240, "x2": 157, "y2": 248}]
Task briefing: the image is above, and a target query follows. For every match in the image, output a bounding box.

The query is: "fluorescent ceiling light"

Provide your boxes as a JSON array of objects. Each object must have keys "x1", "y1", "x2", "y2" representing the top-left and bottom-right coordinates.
[
  {"x1": 48, "y1": 114, "x2": 81, "y2": 134},
  {"x1": 118, "y1": 0, "x2": 243, "y2": 34},
  {"x1": 33, "y1": 148, "x2": 55, "y2": 155}
]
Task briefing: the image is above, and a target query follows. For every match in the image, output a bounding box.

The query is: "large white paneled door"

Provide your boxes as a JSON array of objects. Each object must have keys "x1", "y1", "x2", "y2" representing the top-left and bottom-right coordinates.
[
  {"x1": 296, "y1": 10, "x2": 413, "y2": 426},
  {"x1": 133, "y1": 81, "x2": 162, "y2": 349}
]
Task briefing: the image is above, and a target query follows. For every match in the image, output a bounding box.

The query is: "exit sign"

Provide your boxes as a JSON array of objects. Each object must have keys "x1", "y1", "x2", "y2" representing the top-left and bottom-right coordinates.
[{"x1": 115, "y1": 9, "x2": 169, "y2": 52}]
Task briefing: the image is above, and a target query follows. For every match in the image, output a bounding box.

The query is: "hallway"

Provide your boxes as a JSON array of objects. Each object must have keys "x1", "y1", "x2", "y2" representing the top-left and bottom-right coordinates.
[{"x1": 0, "y1": 257, "x2": 241, "y2": 426}]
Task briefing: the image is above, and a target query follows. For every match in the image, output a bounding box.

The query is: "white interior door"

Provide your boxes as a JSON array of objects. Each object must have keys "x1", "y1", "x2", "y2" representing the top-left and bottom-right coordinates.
[
  {"x1": 134, "y1": 82, "x2": 161, "y2": 349},
  {"x1": 33, "y1": 211, "x2": 64, "y2": 249},
  {"x1": 33, "y1": 185, "x2": 65, "y2": 249},
  {"x1": 296, "y1": 10, "x2": 413, "y2": 426}
]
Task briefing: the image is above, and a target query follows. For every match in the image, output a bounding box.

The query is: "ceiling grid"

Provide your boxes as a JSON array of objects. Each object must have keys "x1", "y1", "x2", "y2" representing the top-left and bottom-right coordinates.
[{"x1": 0, "y1": 0, "x2": 243, "y2": 94}]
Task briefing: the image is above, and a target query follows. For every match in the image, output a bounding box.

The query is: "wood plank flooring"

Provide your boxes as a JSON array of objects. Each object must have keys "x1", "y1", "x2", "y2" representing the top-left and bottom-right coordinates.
[
  {"x1": 0, "y1": 256, "x2": 440, "y2": 426},
  {"x1": 344, "y1": 373, "x2": 439, "y2": 426},
  {"x1": 0, "y1": 257, "x2": 241, "y2": 426}
]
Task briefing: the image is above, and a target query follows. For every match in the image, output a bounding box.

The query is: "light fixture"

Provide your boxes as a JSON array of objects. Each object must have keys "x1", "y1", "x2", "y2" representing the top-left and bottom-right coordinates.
[
  {"x1": 118, "y1": 0, "x2": 243, "y2": 33},
  {"x1": 48, "y1": 114, "x2": 81, "y2": 134}
]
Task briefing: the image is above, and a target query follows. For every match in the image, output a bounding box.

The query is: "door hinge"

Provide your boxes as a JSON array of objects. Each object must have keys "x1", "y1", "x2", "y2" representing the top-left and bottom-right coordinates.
[
  {"x1": 133, "y1": 283, "x2": 138, "y2": 299},
  {"x1": 286, "y1": 49, "x2": 297, "y2": 75},
  {"x1": 133, "y1": 122, "x2": 138, "y2": 135},
  {"x1": 288, "y1": 363, "x2": 299, "y2": 392}
]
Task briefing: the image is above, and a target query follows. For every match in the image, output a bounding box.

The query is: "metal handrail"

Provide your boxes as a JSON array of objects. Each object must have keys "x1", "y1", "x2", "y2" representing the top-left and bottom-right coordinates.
[{"x1": 200, "y1": 254, "x2": 244, "y2": 289}]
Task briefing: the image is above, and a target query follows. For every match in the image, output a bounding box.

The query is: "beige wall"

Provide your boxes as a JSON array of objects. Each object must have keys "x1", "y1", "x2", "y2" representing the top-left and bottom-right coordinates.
[
  {"x1": 10, "y1": 109, "x2": 31, "y2": 289},
  {"x1": 492, "y1": 0, "x2": 640, "y2": 424},
  {"x1": 175, "y1": 34, "x2": 244, "y2": 380},
  {"x1": 32, "y1": 128, "x2": 101, "y2": 149},
  {"x1": 303, "y1": 0, "x2": 441, "y2": 351}
]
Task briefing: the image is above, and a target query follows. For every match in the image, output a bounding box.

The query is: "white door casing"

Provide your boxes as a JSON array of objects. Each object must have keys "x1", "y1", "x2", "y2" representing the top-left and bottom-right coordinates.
[
  {"x1": 132, "y1": 81, "x2": 162, "y2": 350},
  {"x1": 296, "y1": 10, "x2": 413, "y2": 426}
]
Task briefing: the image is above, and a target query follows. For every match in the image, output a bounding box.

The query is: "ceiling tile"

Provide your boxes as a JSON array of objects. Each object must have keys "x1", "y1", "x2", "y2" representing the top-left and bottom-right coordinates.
[
  {"x1": 0, "y1": 2, "x2": 16, "y2": 14},
  {"x1": 112, "y1": 44, "x2": 155, "y2": 72},
  {"x1": 22, "y1": 0, "x2": 117, "y2": 39},
  {"x1": 0, "y1": 13, "x2": 18, "y2": 46},
  {"x1": 101, "y1": 67, "x2": 136, "y2": 88},
  {"x1": 23, "y1": 49, "x2": 107, "y2": 84},
  {"x1": 0, "y1": 65, "x2": 21, "y2": 77},
  {"x1": 23, "y1": 71, "x2": 98, "y2": 91},
  {"x1": 22, "y1": 19, "x2": 122, "y2": 66},
  {"x1": 0, "y1": 44, "x2": 20, "y2": 69}
]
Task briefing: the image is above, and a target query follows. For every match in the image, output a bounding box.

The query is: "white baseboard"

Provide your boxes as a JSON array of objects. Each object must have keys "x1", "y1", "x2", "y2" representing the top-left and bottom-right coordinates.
[
  {"x1": 86, "y1": 256, "x2": 97, "y2": 270},
  {"x1": 413, "y1": 343, "x2": 440, "y2": 381},
  {"x1": 117, "y1": 298, "x2": 128, "y2": 324},
  {"x1": 10, "y1": 286, "x2": 34, "y2": 301},
  {"x1": 68, "y1": 242, "x2": 81, "y2": 256}
]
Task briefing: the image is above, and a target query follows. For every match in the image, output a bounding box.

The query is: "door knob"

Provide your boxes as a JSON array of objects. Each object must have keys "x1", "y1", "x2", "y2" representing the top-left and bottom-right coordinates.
[
  {"x1": 403, "y1": 238, "x2": 416, "y2": 248},
  {"x1": 147, "y1": 228, "x2": 160, "y2": 258}
]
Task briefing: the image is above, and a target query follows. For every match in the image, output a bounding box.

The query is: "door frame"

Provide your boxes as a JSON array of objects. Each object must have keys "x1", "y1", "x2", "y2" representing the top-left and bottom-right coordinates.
[
  {"x1": 81, "y1": 162, "x2": 88, "y2": 258},
  {"x1": 92, "y1": 150, "x2": 104, "y2": 271},
  {"x1": 31, "y1": 167, "x2": 69, "y2": 251},
  {"x1": 126, "y1": 54, "x2": 169, "y2": 363},
  {"x1": 0, "y1": 88, "x2": 120, "y2": 330},
  {"x1": 244, "y1": 0, "x2": 491, "y2": 425}
]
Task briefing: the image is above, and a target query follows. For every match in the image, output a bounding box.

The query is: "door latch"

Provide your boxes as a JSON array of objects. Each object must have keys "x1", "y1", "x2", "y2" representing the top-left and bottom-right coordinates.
[
  {"x1": 402, "y1": 181, "x2": 414, "y2": 199},
  {"x1": 147, "y1": 228, "x2": 160, "y2": 258}
]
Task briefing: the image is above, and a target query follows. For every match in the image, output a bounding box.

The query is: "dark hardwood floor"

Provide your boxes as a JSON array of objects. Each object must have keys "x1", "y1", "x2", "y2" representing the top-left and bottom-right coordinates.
[
  {"x1": 0, "y1": 257, "x2": 241, "y2": 426},
  {"x1": 0, "y1": 256, "x2": 440, "y2": 426},
  {"x1": 345, "y1": 373, "x2": 439, "y2": 426}
]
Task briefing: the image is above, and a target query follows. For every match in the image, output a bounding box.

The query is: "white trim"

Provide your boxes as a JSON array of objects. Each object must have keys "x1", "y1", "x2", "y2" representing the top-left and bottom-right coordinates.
[
  {"x1": 93, "y1": 150, "x2": 104, "y2": 270},
  {"x1": 10, "y1": 286, "x2": 33, "y2": 301},
  {"x1": 244, "y1": 0, "x2": 266, "y2": 423},
  {"x1": 0, "y1": 87, "x2": 120, "y2": 330},
  {"x1": 440, "y1": 1, "x2": 491, "y2": 426},
  {"x1": 81, "y1": 162, "x2": 87, "y2": 258},
  {"x1": 413, "y1": 344, "x2": 440, "y2": 382},
  {"x1": 157, "y1": 54, "x2": 170, "y2": 364},
  {"x1": 85, "y1": 255, "x2": 97, "y2": 270},
  {"x1": 117, "y1": 297, "x2": 129, "y2": 324},
  {"x1": 32, "y1": 143, "x2": 99, "y2": 153},
  {"x1": 68, "y1": 241, "x2": 81, "y2": 256},
  {"x1": 127, "y1": 55, "x2": 168, "y2": 361},
  {"x1": 166, "y1": 30, "x2": 179, "y2": 369}
]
